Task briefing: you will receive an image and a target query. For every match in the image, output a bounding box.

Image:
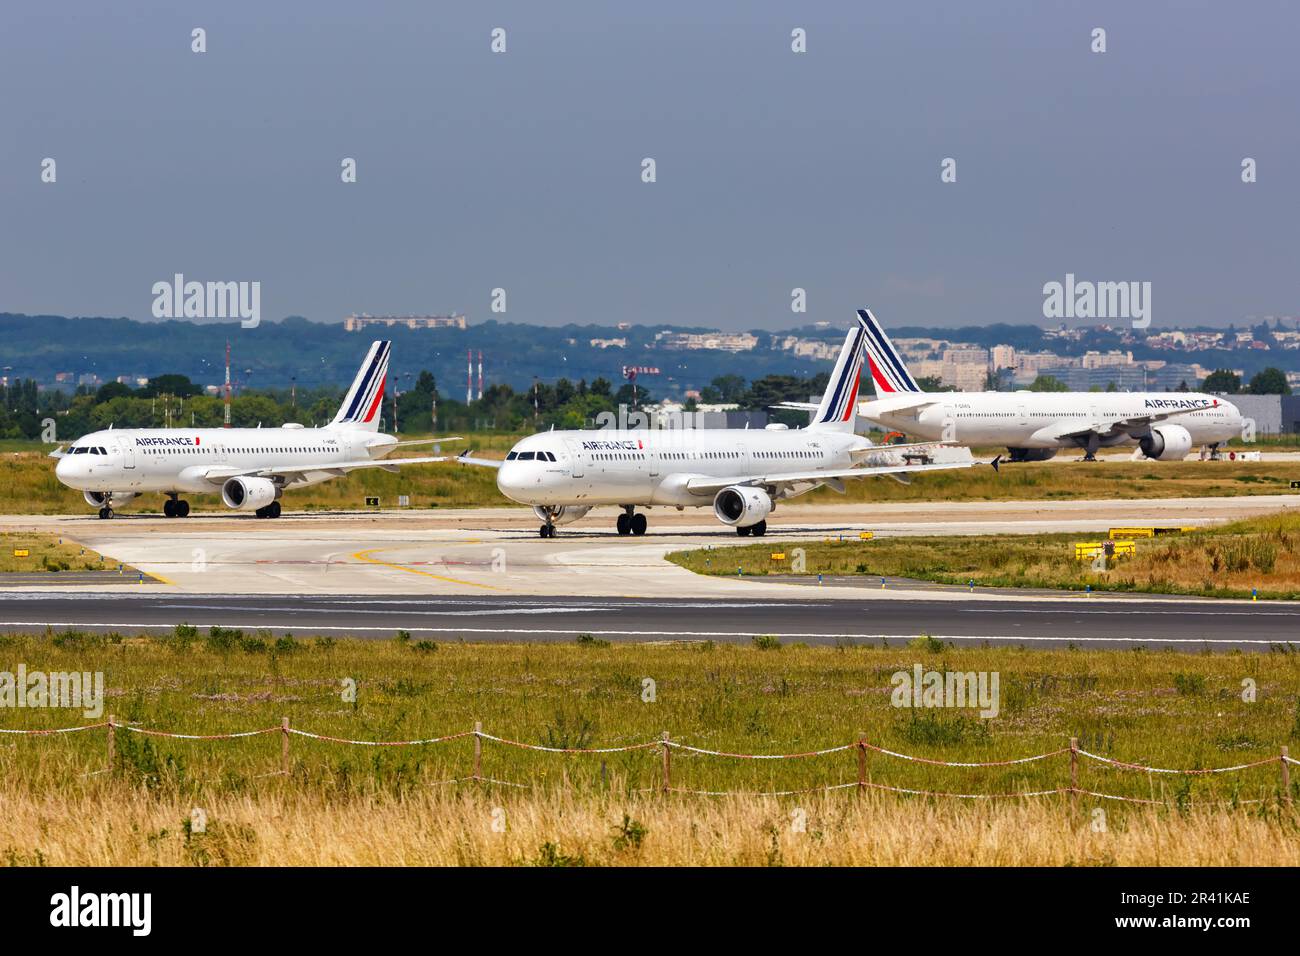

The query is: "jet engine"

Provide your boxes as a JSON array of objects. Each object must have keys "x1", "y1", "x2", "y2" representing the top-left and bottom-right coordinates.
[
  {"x1": 1006, "y1": 448, "x2": 1058, "y2": 462},
  {"x1": 533, "y1": 505, "x2": 590, "y2": 526},
  {"x1": 83, "y1": 491, "x2": 137, "y2": 507},
  {"x1": 1138, "y1": 423, "x2": 1193, "y2": 461},
  {"x1": 713, "y1": 485, "x2": 773, "y2": 527},
  {"x1": 221, "y1": 476, "x2": 279, "y2": 511}
]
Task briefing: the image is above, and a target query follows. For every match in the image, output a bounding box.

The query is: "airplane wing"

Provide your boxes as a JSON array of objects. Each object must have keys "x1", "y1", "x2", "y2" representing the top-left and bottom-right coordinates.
[
  {"x1": 455, "y1": 450, "x2": 503, "y2": 470},
  {"x1": 377, "y1": 436, "x2": 462, "y2": 448},
  {"x1": 683, "y1": 448, "x2": 973, "y2": 496},
  {"x1": 198, "y1": 455, "x2": 449, "y2": 484}
]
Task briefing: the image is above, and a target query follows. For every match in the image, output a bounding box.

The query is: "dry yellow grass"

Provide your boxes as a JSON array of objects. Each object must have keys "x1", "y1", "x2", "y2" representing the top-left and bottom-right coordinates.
[{"x1": 1, "y1": 785, "x2": 1296, "y2": 866}]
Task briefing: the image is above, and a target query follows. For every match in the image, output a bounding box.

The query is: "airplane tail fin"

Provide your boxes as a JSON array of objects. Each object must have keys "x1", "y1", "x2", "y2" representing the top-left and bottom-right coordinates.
[
  {"x1": 856, "y1": 309, "x2": 922, "y2": 396},
  {"x1": 810, "y1": 320, "x2": 867, "y2": 431},
  {"x1": 329, "y1": 340, "x2": 391, "y2": 431}
]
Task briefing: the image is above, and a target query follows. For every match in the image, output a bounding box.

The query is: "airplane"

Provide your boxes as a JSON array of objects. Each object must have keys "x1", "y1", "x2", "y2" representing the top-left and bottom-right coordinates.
[
  {"x1": 456, "y1": 316, "x2": 974, "y2": 537},
  {"x1": 52, "y1": 341, "x2": 456, "y2": 518},
  {"x1": 780, "y1": 309, "x2": 1244, "y2": 463}
]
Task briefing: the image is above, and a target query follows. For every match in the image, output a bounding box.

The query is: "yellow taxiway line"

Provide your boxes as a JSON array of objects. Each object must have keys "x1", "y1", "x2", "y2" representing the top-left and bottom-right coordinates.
[{"x1": 351, "y1": 548, "x2": 503, "y2": 590}]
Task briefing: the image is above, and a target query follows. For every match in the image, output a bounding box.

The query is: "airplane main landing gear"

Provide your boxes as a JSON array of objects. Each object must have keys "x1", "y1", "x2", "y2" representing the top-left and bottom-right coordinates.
[
  {"x1": 736, "y1": 520, "x2": 767, "y2": 537},
  {"x1": 539, "y1": 522, "x2": 555, "y2": 538},
  {"x1": 254, "y1": 501, "x2": 282, "y2": 519},
  {"x1": 163, "y1": 496, "x2": 191, "y2": 518},
  {"x1": 616, "y1": 507, "x2": 647, "y2": 536},
  {"x1": 98, "y1": 507, "x2": 114, "y2": 520}
]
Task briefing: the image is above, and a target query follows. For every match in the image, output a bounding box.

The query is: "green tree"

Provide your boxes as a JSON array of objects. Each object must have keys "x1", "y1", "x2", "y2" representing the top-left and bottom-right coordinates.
[
  {"x1": 1027, "y1": 375, "x2": 1069, "y2": 392},
  {"x1": 1201, "y1": 369, "x2": 1241, "y2": 394},
  {"x1": 1247, "y1": 367, "x2": 1291, "y2": 395}
]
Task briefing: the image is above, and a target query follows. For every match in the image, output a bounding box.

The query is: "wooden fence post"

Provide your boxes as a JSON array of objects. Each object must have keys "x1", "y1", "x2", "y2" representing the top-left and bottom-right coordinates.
[
  {"x1": 473, "y1": 721, "x2": 482, "y2": 780},
  {"x1": 1282, "y1": 746, "x2": 1292, "y2": 809},
  {"x1": 281, "y1": 716, "x2": 290, "y2": 776},
  {"x1": 106, "y1": 714, "x2": 115, "y2": 772},
  {"x1": 1069, "y1": 736, "x2": 1079, "y2": 815},
  {"x1": 857, "y1": 735, "x2": 867, "y2": 795},
  {"x1": 660, "y1": 732, "x2": 671, "y2": 793}
]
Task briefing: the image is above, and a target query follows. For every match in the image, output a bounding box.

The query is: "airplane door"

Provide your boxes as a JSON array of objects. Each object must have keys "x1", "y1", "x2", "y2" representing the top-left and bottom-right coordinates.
[
  {"x1": 1016, "y1": 404, "x2": 1028, "y2": 426},
  {"x1": 214, "y1": 443, "x2": 227, "y2": 464},
  {"x1": 1088, "y1": 404, "x2": 1100, "y2": 430},
  {"x1": 941, "y1": 405, "x2": 956, "y2": 442},
  {"x1": 648, "y1": 444, "x2": 660, "y2": 477},
  {"x1": 564, "y1": 439, "x2": 585, "y2": 477},
  {"x1": 119, "y1": 438, "x2": 136, "y2": 469}
]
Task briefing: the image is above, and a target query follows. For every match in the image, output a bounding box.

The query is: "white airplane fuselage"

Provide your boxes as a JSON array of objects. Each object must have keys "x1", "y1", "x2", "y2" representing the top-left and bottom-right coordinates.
[
  {"x1": 55, "y1": 426, "x2": 397, "y2": 494},
  {"x1": 864, "y1": 392, "x2": 1242, "y2": 450},
  {"x1": 496, "y1": 427, "x2": 864, "y2": 508}
]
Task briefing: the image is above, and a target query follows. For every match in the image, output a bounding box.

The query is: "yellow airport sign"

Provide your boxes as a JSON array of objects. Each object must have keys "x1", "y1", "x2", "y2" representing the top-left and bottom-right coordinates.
[
  {"x1": 12, "y1": 549, "x2": 30, "y2": 557},
  {"x1": 1075, "y1": 540, "x2": 1136, "y2": 560},
  {"x1": 1108, "y1": 527, "x2": 1194, "y2": 539},
  {"x1": 770, "y1": 552, "x2": 786, "y2": 561},
  {"x1": 859, "y1": 531, "x2": 874, "y2": 540}
]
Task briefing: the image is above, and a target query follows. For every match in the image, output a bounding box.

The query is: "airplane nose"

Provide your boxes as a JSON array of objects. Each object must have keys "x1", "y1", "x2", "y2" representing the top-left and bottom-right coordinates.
[{"x1": 55, "y1": 456, "x2": 79, "y2": 485}]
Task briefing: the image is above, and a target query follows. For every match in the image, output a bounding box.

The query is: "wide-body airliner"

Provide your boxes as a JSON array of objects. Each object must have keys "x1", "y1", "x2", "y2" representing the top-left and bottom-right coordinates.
[
  {"x1": 785, "y1": 310, "x2": 1244, "y2": 462},
  {"x1": 457, "y1": 316, "x2": 973, "y2": 537},
  {"x1": 53, "y1": 341, "x2": 451, "y2": 518}
]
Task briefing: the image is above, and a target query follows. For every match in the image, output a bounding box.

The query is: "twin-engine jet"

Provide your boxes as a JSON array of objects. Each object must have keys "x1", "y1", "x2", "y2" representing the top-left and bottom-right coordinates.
[
  {"x1": 457, "y1": 315, "x2": 973, "y2": 537},
  {"x1": 52, "y1": 341, "x2": 453, "y2": 518}
]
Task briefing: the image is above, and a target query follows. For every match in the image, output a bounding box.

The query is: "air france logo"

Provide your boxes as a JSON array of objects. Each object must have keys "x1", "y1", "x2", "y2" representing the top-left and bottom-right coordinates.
[
  {"x1": 1144, "y1": 398, "x2": 1216, "y2": 410},
  {"x1": 582, "y1": 439, "x2": 643, "y2": 451},
  {"x1": 136, "y1": 436, "x2": 199, "y2": 447}
]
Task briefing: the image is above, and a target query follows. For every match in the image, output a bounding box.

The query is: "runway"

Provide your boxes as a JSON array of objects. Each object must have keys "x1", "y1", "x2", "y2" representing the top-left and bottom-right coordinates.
[
  {"x1": 0, "y1": 591, "x2": 1296, "y2": 649},
  {"x1": 1, "y1": 496, "x2": 1296, "y2": 647}
]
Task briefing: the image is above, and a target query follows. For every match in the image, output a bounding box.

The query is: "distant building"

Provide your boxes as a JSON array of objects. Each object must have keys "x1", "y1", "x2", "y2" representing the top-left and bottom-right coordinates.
[
  {"x1": 343, "y1": 313, "x2": 467, "y2": 331},
  {"x1": 590, "y1": 337, "x2": 627, "y2": 349},
  {"x1": 654, "y1": 331, "x2": 758, "y2": 352}
]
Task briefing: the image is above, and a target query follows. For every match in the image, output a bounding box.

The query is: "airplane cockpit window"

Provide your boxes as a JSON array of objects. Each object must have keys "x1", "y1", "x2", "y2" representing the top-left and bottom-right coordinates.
[
  {"x1": 506, "y1": 451, "x2": 518, "y2": 460},
  {"x1": 516, "y1": 451, "x2": 535, "y2": 460}
]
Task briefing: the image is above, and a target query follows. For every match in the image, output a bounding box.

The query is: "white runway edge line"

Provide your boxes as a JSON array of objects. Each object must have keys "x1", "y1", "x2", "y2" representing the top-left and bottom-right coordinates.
[{"x1": 0, "y1": 621, "x2": 1292, "y2": 645}]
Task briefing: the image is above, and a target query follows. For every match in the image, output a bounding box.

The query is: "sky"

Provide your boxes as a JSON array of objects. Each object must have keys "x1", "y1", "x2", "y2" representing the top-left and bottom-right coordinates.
[{"x1": 2, "y1": 0, "x2": 1297, "y2": 331}]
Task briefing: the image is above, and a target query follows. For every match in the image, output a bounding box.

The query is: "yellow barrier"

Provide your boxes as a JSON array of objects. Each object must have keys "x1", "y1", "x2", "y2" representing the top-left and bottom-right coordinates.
[
  {"x1": 859, "y1": 531, "x2": 874, "y2": 540},
  {"x1": 1075, "y1": 540, "x2": 1136, "y2": 560},
  {"x1": 1108, "y1": 527, "x2": 1195, "y2": 539}
]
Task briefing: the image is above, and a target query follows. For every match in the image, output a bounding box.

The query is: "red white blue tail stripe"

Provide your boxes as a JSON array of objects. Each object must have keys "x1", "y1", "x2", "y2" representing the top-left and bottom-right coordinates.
[
  {"x1": 812, "y1": 324, "x2": 867, "y2": 428},
  {"x1": 857, "y1": 309, "x2": 922, "y2": 394},
  {"x1": 330, "y1": 340, "x2": 390, "y2": 429}
]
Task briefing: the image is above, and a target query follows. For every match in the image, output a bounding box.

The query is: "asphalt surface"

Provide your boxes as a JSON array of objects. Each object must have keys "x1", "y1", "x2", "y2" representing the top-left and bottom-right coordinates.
[{"x1": 1, "y1": 592, "x2": 1296, "y2": 650}]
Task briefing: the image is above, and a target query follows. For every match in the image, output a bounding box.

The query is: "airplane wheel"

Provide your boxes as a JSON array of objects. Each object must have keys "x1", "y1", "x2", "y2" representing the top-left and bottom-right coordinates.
[
  {"x1": 616, "y1": 513, "x2": 631, "y2": 536},
  {"x1": 736, "y1": 525, "x2": 751, "y2": 536},
  {"x1": 177, "y1": 500, "x2": 190, "y2": 517},
  {"x1": 98, "y1": 507, "x2": 113, "y2": 520},
  {"x1": 751, "y1": 520, "x2": 767, "y2": 536},
  {"x1": 631, "y1": 513, "x2": 647, "y2": 536},
  {"x1": 255, "y1": 505, "x2": 270, "y2": 519},
  {"x1": 539, "y1": 524, "x2": 555, "y2": 538},
  {"x1": 163, "y1": 499, "x2": 176, "y2": 518},
  {"x1": 268, "y1": 501, "x2": 281, "y2": 518}
]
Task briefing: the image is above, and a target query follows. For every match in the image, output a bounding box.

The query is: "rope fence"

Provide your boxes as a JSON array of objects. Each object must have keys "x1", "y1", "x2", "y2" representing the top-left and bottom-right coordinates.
[{"x1": 1, "y1": 716, "x2": 1294, "y2": 807}]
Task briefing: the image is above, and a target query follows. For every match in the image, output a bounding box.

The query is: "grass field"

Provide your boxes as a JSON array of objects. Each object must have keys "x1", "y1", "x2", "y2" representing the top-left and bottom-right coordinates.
[
  {"x1": 667, "y1": 511, "x2": 1300, "y2": 600},
  {"x1": 0, "y1": 532, "x2": 120, "y2": 573},
  {"x1": 3, "y1": 436, "x2": 1300, "y2": 514},
  {"x1": 0, "y1": 633, "x2": 1296, "y2": 865}
]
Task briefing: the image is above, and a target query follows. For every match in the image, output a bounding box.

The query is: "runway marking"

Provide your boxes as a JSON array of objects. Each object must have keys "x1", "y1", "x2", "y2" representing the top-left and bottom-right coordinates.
[
  {"x1": 351, "y1": 548, "x2": 503, "y2": 590},
  {"x1": 0, "y1": 621, "x2": 1288, "y2": 645}
]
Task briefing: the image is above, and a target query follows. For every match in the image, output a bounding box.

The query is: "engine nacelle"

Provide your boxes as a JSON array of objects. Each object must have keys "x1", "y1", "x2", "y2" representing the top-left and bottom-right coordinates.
[
  {"x1": 533, "y1": 505, "x2": 591, "y2": 526},
  {"x1": 713, "y1": 485, "x2": 773, "y2": 528},
  {"x1": 1139, "y1": 423, "x2": 1193, "y2": 461},
  {"x1": 1006, "y1": 448, "x2": 1058, "y2": 462},
  {"x1": 84, "y1": 491, "x2": 137, "y2": 507},
  {"x1": 221, "y1": 476, "x2": 279, "y2": 511}
]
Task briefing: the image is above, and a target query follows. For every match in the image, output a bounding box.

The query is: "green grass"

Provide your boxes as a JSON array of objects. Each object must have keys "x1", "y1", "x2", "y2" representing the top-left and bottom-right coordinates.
[
  {"x1": 1, "y1": 630, "x2": 1297, "y2": 808},
  {"x1": 667, "y1": 511, "x2": 1300, "y2": 600},
  {"x1": 0, "y1": 532, "x2": 127, "y2": 573}
]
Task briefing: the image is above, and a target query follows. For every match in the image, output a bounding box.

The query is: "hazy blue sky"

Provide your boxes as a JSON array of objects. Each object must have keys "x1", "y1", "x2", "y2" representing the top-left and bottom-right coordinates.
[{"x1": 2, "y1": 0, "x2": 1297, "y2": 330}]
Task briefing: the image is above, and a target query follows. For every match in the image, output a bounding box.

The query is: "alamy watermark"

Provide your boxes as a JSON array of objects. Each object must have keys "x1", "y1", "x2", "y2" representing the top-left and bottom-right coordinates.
[
  {"x1": 890, "y1": 664, "x2": 1000, "y2": 718},
  {"x1": 151, "y1": 273, "x2": 260, "y2": 328},
  {"x1": 1042, "y1": 273, "x2": 1151, "y2": 328},
  {"x1": 0, "y1": 665, "x2": 104, "y2": 718}
]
